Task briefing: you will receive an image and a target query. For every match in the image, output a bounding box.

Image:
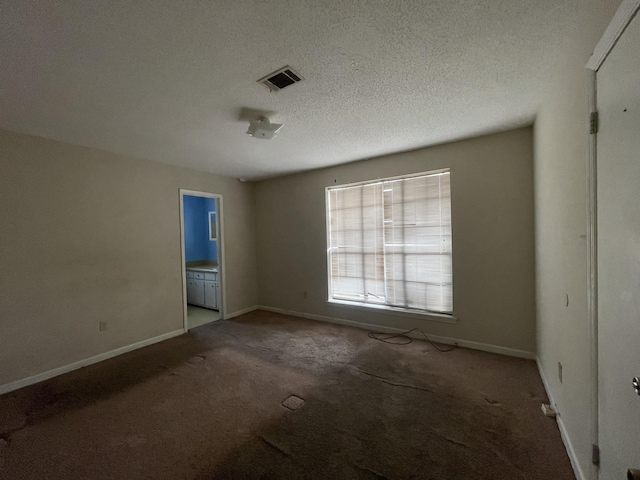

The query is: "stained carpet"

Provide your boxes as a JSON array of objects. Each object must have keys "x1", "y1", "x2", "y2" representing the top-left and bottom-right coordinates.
[{"x1": 0, "y1": 310, "x2": 573, "y2": 479}]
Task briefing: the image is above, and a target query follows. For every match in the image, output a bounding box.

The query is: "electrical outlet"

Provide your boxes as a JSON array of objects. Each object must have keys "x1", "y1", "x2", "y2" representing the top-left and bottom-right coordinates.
[
  {"x1": 303, "y1": 291, "x2": 308, "y2": 299},
  {"x1": 99, "y1": 321, "x2": 108, "y2": 332},
  {"x1": 558, "y1": 362, "x2": 563, "y2": 383}
]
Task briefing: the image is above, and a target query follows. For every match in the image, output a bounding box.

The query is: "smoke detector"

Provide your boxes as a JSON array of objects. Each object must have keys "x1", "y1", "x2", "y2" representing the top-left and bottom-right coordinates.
[
  {"x1": 257, "y1": 66, "x2": 304, "y2": 92},
  {"x1": 246, "y1": 116, "x2": 283, "y2": 140}
]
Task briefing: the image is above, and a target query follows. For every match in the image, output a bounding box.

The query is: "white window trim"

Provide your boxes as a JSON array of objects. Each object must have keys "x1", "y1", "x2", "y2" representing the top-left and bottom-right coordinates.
[
  {"x1": 328, "y1": 298, "x2": 457, "y2": 324},
  {"x1": 325, "y1": 169, "x2": 454, "y2": 317}
]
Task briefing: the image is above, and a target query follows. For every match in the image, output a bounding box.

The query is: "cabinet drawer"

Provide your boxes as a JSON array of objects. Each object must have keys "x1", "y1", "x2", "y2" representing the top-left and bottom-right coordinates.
[
  {"x1": 186, "y1": 270, "x2": 194, "y2": 278},
  {"x1": 204, "y1": 272, "x2": 218, "y2": 281},
  {"x1": 193, "y1": 271, "x2": 205, "y2": 280}
]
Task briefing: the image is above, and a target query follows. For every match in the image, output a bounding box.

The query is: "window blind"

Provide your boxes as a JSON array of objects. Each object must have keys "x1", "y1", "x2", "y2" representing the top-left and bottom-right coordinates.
[{"x1": 327, "y1": 170, "x2": 452, "y2": 314}]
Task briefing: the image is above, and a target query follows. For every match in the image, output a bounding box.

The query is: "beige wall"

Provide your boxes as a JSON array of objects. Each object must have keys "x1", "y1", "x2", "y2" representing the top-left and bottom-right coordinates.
[
  {"x1": 255, "y1": 127, "x2": 536, "y2": 354},
  {"x1": 0, "y1": 129, "x2": 258, "y2": 388},
  {"x1": 533, "y1": 0, "x2": 621, "y2": 477}
]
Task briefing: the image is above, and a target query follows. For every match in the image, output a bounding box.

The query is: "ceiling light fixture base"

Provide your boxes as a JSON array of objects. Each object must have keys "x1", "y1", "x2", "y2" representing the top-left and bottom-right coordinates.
[{"x1": 246, "y1": 116, "x2": 283, "y2": 140}]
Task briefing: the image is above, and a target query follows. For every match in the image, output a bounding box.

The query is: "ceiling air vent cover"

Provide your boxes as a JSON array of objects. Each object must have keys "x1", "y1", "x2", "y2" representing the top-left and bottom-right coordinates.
[{"x1": 257, "y1": 66, "x2": 304, "y2": 92}]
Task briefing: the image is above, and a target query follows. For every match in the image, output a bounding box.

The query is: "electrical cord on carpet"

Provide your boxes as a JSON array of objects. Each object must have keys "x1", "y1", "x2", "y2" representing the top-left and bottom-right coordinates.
[{"x1": 368, "y1": 328, "x2": 457, "y2": 352}]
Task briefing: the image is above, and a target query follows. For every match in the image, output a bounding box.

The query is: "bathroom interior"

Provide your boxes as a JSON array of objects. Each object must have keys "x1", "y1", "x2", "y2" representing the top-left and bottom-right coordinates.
[{"x1": 183, "y1": 194, "x2": 221, "y2": 329}]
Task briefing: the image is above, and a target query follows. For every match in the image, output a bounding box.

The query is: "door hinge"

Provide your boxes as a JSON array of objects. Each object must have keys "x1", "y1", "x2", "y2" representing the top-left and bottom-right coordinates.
[
  {"x1": 590, "y1": 111, "x2": 599, "y2": 134},
  {"x1": 592, "y1": 444, "x2": 600, "y2": 467}
]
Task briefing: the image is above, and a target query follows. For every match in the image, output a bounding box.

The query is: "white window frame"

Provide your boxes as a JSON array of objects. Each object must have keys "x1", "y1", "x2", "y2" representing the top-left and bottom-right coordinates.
[{"x1": 325, "y1": 169, "x2": 454, "y2": 320}]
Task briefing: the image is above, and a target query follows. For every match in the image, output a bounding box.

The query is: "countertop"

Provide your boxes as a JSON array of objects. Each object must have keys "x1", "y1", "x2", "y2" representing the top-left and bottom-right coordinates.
[{"x1": 186, "y1": 266, "x2": 219, "y2": 273}]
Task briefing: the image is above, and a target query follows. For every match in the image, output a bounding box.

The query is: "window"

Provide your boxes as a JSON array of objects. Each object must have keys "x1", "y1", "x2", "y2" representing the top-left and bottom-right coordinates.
[
  {"x1": 326, "y1": 169, "x2": 452, "y2": 315},
  {"x1": 208, "y1": 211, "x2": 217, "y2": 240}
]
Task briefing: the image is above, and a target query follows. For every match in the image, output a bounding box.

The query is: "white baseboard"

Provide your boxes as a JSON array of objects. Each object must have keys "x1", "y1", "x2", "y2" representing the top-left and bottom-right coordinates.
[
  {"x1": 0, "y1": 329, "x2": 185, "y2": 396},
  {"x1": 256, "y1": 306, "x2": 535, "y2": 360},
  {"x1": 537, "y1": 358, "x2": 584, "y2": 480},
  {"x1": 224, "y1": 305, "x2": 258, "y2": 320}
]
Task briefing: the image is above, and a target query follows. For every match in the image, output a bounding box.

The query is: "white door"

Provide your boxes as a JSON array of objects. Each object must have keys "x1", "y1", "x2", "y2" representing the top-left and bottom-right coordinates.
[{"x1": 597, "y1": 10, "x2": 640, "y2": 478}]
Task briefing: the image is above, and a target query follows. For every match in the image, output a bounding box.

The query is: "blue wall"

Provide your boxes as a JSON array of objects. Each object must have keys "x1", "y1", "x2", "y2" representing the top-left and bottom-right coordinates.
[{"x1": 183, "y1": 195, "x2": 217, "y2": 263}]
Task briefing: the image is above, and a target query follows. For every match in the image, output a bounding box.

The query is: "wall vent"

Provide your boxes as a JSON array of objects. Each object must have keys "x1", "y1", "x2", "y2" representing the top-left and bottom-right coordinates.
[{"x1": 257, "y1": 66, "x2": 304, "y2": 92}]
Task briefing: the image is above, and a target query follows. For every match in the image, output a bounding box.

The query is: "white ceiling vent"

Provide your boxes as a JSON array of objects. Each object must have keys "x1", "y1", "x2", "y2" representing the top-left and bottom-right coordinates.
[{"x1": 257, "y1": 66, "x2": 304, "y2": 92}]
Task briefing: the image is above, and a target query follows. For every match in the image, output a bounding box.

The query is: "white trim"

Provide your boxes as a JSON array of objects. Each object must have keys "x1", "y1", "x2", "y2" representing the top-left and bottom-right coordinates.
[
  {"x1": 257, "y1": 306, "x2": 535, "y2": 359},
  {"x1": 208, "y1": 211, "x2": 217, "y2": 241},
  {"x1": 179, "y1": 192, "x2": 188, "y2": 330},
  {"x1": 537, "y1": 358, "x2": 585, "y2": 480},
  {"x1": 218, "y1": 196, "x2": 227, "y2": 320},
  {"x1": 325, "y1": 169, "x2": 454, "y2": 317},
  {"x1": 559, "y1": 417, "x2": 584, "y2": 480},
  {"x1": 325, "y1": 188, "x2": 332, "y2": 305},
  {"x1": 326, "y1": 168, "x2": 451, "y2": 190},
  {"x1": 224, "y1": 306, "x2": 258, "y2": 320},
  {"x1": 328, "y1": 299, "x2": 457, "y2": 324},
  {"x1": 0, "y1": 329, "x2": 184, "y2": 396},
  {"x1": 586, "y1": 68, "x2": 599, "y2": 480},
  {"x1": 586, "y1": 0, "x2": 640, "y2": 71}
]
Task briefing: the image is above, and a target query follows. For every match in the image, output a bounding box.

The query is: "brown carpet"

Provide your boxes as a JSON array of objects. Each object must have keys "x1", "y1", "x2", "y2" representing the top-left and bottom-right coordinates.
[{"x1": 0, "y1": 310, "x2": 573, "y2": 479}]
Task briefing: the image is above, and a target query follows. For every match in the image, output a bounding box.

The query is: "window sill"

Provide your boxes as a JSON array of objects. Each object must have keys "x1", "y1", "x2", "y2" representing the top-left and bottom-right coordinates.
[{"x1": 327, "y1": 299, "x2": 457, "y2": 324}]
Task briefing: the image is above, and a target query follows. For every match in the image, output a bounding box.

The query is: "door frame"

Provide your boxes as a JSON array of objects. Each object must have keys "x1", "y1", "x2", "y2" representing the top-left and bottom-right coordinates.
[
  {"x1": 586, "y1": 2, "x2": 640, "y2": 478},
  {"x1": 179, "y1": 189, "x2": 226, "y2": 331}
]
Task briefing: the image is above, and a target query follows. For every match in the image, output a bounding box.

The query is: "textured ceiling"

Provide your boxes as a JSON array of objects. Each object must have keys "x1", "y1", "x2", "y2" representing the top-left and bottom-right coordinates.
[{"x1": 0, "y1": 0, "x2": 581, "y2": 180}]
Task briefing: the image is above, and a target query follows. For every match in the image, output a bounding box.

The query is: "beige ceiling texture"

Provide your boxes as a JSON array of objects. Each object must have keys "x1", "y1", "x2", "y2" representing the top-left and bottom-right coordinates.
[{"x1": 0, "y1": 0, "x2": 581, "y2": 180}]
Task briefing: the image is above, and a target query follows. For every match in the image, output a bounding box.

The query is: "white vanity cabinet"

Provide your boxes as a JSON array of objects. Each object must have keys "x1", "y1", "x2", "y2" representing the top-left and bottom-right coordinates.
[
  {"x1": 204, "y1": 280, "x2": 218, "y2": 309},
  {"x1": 187, "y1": 279, "x2": 205, "y2": 305},
  {"x1": 186, "y1": 269, "x2": 219, "y2": 310},
  {"x1": 186, "y1": 271, "x2": 196, "y2": 303}
]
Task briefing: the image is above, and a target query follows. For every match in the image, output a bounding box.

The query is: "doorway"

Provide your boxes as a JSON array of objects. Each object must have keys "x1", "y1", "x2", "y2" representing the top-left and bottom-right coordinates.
[{"x1": 179, "y1": 189, "x2": 225, "y2": 331}]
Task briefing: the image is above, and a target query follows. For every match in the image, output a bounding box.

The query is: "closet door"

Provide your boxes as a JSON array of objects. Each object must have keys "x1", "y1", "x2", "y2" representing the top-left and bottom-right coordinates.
[{"x1": 596, "y1": 9, "x2": 640, "y2": 477}]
